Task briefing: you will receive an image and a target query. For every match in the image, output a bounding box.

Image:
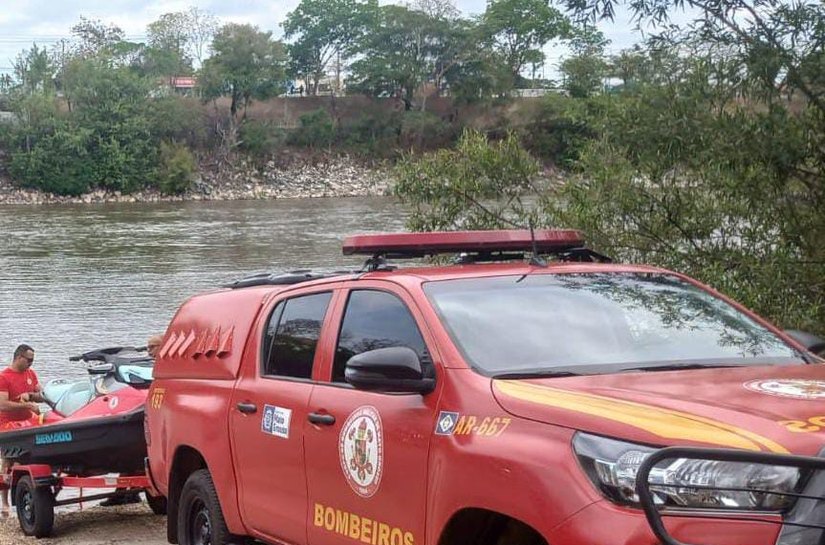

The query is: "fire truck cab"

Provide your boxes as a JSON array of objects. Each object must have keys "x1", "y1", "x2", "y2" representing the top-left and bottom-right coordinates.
[{"x1": 146, "y1": 230, "x2": 825, "y2": 545}]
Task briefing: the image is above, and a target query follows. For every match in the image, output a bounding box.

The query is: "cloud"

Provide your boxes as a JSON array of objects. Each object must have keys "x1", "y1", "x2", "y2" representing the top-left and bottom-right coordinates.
[
  {"x1": 0, "y1": 0, "x2": 693, "y2": 75},
  {"x1": 0, "y1": 1, "x2": 297, "y2": 70}
]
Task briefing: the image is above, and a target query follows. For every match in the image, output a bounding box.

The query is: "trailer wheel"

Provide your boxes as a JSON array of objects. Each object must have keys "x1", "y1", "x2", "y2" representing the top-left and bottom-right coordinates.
[
  {"x1": 15, "y1": 475, "x2": 55, "y2": 538},
  {"x1": 146, "y1": 492, "x2": 167, "y2": 515},
  {"x1": 178, "y1": 469, "x2": 234, "y2": 545}
]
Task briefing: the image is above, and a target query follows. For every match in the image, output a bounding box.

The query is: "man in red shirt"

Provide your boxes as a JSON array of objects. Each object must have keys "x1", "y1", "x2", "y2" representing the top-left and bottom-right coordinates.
[
  {"x1": 0, "y1": 344, "x2": 43, "y2": 427},
  {"x1": 0, "y1": 344, "x2": 44, "y2": 514}
]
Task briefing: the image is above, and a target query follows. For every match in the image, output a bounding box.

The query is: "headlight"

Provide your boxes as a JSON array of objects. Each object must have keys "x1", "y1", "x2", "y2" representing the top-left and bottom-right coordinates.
[{"x1": 573, "y1": 432, "x2": 806, "y2": 512}]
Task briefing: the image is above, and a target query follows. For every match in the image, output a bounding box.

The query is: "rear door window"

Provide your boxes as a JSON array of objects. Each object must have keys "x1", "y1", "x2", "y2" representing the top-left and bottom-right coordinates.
[{"x1": 263, "y1": 292, "x2": 332, "y2": 379}]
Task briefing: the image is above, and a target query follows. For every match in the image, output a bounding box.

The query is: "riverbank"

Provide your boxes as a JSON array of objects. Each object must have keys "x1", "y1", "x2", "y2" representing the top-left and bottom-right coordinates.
[{"x1": 0, "y1": 155, "x2": 393, "y2": 206}]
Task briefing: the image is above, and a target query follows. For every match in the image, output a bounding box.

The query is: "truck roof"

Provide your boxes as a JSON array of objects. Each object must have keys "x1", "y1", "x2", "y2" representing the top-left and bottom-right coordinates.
[
  {"x1": 155, "y1": 230, "x2": 675, "y2": 380},
  {"x1": 219, "y1": 261, "x2": 671, "y2": 295}
]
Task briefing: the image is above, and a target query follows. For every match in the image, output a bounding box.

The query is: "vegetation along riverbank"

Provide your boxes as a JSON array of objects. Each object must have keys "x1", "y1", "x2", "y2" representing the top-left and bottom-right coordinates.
[
  {"x1": 0, "y1": 154, "x2": 392, "y2": 205},
  {"x1": 0, "y1": 0, "x2": 822, "y2": 335}
]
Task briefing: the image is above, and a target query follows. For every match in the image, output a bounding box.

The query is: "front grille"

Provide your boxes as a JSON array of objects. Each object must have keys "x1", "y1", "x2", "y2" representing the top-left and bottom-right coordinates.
[{"x1": 634, "y1": 446, "x2": 825, "y2": 545}]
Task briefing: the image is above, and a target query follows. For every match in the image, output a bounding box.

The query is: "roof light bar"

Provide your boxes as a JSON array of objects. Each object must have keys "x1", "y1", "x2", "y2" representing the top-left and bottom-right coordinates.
[{"x1": 342, "y1": 230, "x2": 585, "y2": 257}]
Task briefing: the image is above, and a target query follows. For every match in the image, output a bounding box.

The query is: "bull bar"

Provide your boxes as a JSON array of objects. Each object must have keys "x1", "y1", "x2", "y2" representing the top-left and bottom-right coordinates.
[{"x1": 635, "y1": 446, "x2": 825, "y2": 545}]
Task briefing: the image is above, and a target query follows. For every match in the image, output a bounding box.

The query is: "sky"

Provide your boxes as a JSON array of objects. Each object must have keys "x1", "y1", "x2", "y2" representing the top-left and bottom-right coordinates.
[{"x1": 0, "y1": 0, "x2": 691, "y2": 79}]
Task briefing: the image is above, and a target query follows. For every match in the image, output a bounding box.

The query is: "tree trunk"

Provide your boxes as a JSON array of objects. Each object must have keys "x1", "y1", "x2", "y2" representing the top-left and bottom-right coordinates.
[{"x1": 225, "y1": 89, "x2": 240, "y2": 152}]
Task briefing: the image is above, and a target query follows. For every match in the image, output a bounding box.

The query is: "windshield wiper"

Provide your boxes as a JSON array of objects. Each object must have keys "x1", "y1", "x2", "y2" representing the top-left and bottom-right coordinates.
[
  {"x1": 619, "y1": 363, "x2": 741, "y2": 373},
  {"x1": 492, "y1": 369, "x2": 581, "y2": 380}
]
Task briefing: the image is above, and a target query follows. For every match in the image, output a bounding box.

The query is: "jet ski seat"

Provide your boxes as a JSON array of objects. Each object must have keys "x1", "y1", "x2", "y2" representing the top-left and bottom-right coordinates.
[{"x1": 53, "y1": 382, "x2": 95, "y2": 417}]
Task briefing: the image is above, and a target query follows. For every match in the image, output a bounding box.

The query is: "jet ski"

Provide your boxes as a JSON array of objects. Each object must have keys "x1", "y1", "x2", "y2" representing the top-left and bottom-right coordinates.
[{"x1": 0, "y1": 346, "x2": 153, "y2": 476}]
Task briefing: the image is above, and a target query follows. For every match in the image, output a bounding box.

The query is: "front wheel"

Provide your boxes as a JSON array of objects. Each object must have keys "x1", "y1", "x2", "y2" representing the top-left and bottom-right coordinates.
[
  {"x1": 177, "y1": 469, "x2": 233, "y2": 545},
  {"x1": 15, "y1": 475, "x2": 55, "y2": 538}
]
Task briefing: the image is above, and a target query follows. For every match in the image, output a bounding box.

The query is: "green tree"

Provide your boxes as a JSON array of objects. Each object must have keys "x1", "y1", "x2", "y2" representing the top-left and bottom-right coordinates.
[
  {"x1": 63, "y1": 59, "x2": 157, "y2": 192},
  {"x1": 425, "y1": 18, "x2": 479, "y2": 106},
  {"x1": 283, "y1": 0, "x2": 377, "y2": 95},
  {"x1": 6, "y1": 92, "x2": 63, "y2": 153},
  {"x1": 556, "y1": 70, "x2": 825, "y2": 331},
  {"x1": 522, "y1": 94, "x2": 596, "y2": 167},
  {"x1": 13, "y1": 44, "x2": 55, "y2": 94},
  {"x1": 394, "y1": 44, "x2": 825, "y2": 332},
  {"x1": 70, "y1": 17, "x2": 125, "y2": 58},
  {"x1": 198, "y1": 24, "x2": 288, "y2": 147},
  {"x1": 349, "y1": 4, "x2": 463, "y2": 110},
  {"x1": 481, "y1": 0, "x2": 572, "y2": 85},
  {"x1": 559, "y1": 27, "x2": 608, "y2": 97},
  {"x1": 9, "y1": 127, "x2": 94, "y2": 196},
  {"x1": 411, "y1": 0, "x2": 460, "y2": 20},
  {"x1": 184, "y1": 7, "x2": 219, "y2": 65},
  {"x1": 608, "y1": 46, "x2": 648, "y2": 89},
  {"x1": 395, "y1": 130, "x2": 543, "y2": 231},
  {"x1": 145, "y1": 8, "x2": 217, "y2": 73},
  {"x1": 145, "y1": 96, "x2": 208, "y2": 148},
  {"x1": 0, "y1": 74, "x2": 13, "y2": 94},
  {"x1": 562, "y1": 0, "x2": 825, "y2": 332},
  {"x1": 442, "y1": 49, "x2": 513, "y2": 104},
  {"x1": 147, "y1": 12, "x2": 194, "y2": 75}
]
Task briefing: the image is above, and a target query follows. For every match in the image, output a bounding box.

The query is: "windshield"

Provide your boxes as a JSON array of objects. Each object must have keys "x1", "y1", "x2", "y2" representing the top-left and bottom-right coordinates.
[{"x1": 424, "y1": 273, "x2": 803, "y2": 375}]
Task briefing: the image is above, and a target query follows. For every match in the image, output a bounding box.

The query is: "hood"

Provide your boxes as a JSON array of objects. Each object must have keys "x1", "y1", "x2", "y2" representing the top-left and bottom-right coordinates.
[{"x1": 492, "y1": 364, "x2": 825, "y2": 456}]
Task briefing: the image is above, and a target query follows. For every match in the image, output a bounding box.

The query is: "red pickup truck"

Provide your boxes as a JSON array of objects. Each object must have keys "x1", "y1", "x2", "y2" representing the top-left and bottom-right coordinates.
[{"x1": 146, "y1": 230, "x2": 825, "y2": 545}]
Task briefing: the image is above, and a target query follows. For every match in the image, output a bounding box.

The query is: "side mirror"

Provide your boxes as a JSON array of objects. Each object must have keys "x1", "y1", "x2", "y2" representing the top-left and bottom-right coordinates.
[
  {"x1": 785, "y1": 330, "x2": 825, "y2": 356},
  {"x1": 345, "y1": 347, "x2": 435, "y2": 394}
]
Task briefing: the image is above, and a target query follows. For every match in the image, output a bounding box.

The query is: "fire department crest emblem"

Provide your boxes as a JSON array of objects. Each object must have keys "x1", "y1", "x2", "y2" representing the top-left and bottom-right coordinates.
[
  {"x1": 338, "y1": 405, "x2": 383, "y2": 498},
  {"x1": 745, "y1": 379, "x2": 825, "y2": 400}
]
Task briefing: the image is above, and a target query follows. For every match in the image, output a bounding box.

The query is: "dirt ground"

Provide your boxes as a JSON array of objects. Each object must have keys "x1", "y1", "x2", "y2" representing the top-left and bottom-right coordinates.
[{"x1": 0, "y1": 503, "x2": 166, "y2": 545}]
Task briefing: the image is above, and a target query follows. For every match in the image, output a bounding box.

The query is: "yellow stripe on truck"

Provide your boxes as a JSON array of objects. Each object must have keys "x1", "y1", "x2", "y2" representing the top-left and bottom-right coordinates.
[{"x1": 495, "y1": 380, "x2": 789, "y2": 453}]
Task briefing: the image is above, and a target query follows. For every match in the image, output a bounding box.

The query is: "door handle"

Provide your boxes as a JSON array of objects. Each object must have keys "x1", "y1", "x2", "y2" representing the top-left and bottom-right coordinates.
[
  {"x1": 236, "y1": 402, "x2": 258, "y2": 414},
  {"x1": 308, "y1": 412, "x2": 335, "y2": 426}
]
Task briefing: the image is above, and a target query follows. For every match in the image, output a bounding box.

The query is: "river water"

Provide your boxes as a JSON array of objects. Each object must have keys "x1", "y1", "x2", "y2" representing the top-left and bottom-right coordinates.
[{"x1": 0, "y1": 197, "x2": 407, "y2": 382}]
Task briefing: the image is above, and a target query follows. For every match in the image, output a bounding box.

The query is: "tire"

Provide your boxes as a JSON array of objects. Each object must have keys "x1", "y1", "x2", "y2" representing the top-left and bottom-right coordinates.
[
  {"x1": 146, "y1": 492, "x2": 168, "y2": 515},
  {"x1": 14, "y1": 475, "x2": 55, "y2": 538},
  {"x1": 177, "y1": 469, "x2": 234, "y2": 545}
]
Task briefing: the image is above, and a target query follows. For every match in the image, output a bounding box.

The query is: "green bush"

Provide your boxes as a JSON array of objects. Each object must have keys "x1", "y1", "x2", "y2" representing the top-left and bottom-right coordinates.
[
  {"x1": 553, "y1": 82, "x2": 825, "y2": 332},
  {"x1": 145, "y1": 97, "x2": 208, "y2": 149},
  {"x1": 339, "y1": 113, "x2": 402, "y2": 154},
  {"x1": 394, "y1": 130, "x2": 541, "y2": 231},
  {"x1": 239, "y1": 120, "x2": 285, "y2": 158},
  {"x1": 522, "y1": 94, "x2": 596, "y2": 168},
  {"x1": 157, "y1": 142, "x2": 196, "y2": 195},
  {"x1": 399, "y1": 112, "x2": 455, "y2": 150},
  {"x1": 288, "y1": 109, "x2": 335, "y2": 148},
  {"x1": 0, "y1": 121, "x2": 14, "y2": 149},
  {"x1": 89, "y1": 117, "x2": 159, "y2": 193},
  {"x1": 9, "y1": 127, "x2": 94, "y2": 196}
]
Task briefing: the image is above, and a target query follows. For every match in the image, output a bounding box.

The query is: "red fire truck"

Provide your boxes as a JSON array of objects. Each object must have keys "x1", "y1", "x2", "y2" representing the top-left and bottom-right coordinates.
[{"x1": 146, "y1": 230, "x2": 825, "y2": 545}]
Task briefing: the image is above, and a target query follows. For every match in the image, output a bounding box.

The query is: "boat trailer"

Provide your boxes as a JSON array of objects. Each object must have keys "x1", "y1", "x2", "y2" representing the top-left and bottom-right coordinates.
[{"x1": 0, "y1": 464, "x2": 166, "y2": 538}]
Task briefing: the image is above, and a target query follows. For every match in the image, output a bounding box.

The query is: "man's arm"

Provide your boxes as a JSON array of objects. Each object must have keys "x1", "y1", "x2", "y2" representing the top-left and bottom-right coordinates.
[
  {"x1": 19, "y1": 389, "x2": 45, "y2": 403},
  {"x1": 19, "y1": 373, "x2": 45, "y2": 403},
  {"x1": 0, "y1": 391, "x2": 40, "y2": 415}
]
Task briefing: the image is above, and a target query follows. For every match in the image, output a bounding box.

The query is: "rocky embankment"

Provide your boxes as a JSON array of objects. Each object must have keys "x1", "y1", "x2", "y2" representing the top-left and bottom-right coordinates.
[{"x1": 0, "y1": 156, "x2": 393, "y2": 205}]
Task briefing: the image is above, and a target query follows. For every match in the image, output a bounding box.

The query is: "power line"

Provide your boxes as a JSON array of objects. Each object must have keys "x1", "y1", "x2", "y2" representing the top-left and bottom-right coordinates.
[
  {"x1": 0, "y1": 34, "x2": 148, "y2": 38},
  {"x1": 0, "y1": 35, "x2": 149, "y2": 44}
]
